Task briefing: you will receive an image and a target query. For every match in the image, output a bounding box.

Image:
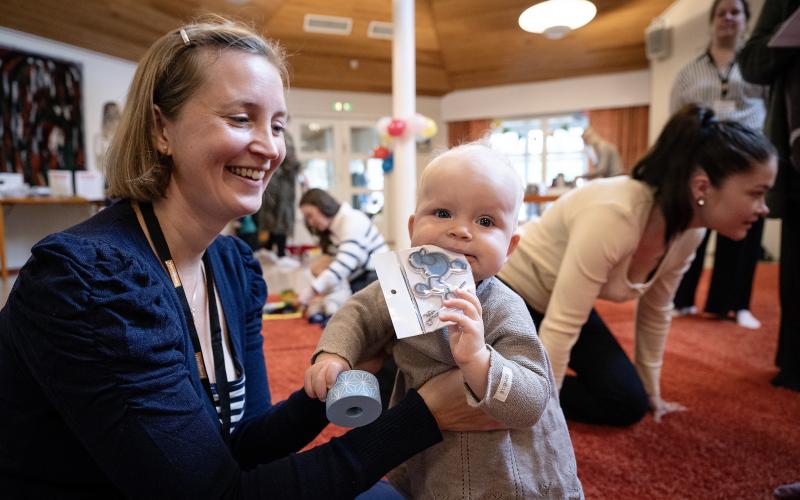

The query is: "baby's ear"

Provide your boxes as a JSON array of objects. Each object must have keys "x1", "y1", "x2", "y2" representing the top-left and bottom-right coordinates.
[
  {"x1": 506, "y1": 233, "x2": 521, "y2": 258},
  {"x1": 407, "y1": 214, "x2": 415, "y2": 240}
]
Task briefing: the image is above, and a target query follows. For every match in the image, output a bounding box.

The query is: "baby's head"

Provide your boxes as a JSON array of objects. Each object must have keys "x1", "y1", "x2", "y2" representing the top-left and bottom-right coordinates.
[{"x1": 408, "y1": 142, "x2": 523, "y2": 282}]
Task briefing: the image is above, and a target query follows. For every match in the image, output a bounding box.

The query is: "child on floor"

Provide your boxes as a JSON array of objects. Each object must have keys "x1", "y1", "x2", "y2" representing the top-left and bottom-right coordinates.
[{"x1": 305, "y1": 142, "x2": 583, "y2": 499}]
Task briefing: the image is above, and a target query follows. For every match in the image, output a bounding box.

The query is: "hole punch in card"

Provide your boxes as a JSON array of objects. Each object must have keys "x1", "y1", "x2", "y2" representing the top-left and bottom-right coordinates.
[{"x1": 374, "y1": 245, "x2": 475, "y2": 339}]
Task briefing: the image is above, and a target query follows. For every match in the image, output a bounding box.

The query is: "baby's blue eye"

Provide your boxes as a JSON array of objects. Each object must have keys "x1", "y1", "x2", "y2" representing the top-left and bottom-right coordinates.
[
  {"x1": 435, "y1": 209, "x2": 450, "y2": 218},
  {"x1": 477, "y1": 217, "x2": 493, "y2": 227}
]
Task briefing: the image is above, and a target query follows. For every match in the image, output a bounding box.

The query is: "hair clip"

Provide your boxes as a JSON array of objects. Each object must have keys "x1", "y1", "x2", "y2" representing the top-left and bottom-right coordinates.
[
  {"x1": 407, "y1": 248, "x2": 468, "y2": 299},
  {"x1": 179, "y1": 28, "x2": 191, "y2": 47}
]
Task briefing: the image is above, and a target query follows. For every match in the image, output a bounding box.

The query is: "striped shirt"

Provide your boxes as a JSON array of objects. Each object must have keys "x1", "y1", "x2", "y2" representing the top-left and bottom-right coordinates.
[
  {"x1": 670, "y1": 51, "x2": 767, "y2": 131},
  {"x1": 211, "y1": 374, "x2": 246, "y2": 433},
  {"x1": 311, "y1": 203, "x2": 389, "y2": 295}
]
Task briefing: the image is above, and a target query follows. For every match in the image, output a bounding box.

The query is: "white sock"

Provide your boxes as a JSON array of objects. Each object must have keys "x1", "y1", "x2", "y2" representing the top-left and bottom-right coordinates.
[
  {"x1": 672, "y1": 306, "x2": 697, "y2": 317},
  {"x1": 736, "y1": 309, "x2": 761, "y2": 329}
]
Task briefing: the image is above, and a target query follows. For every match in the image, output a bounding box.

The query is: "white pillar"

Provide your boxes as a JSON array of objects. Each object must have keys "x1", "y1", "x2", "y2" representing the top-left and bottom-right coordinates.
[{"x1": 390, "y1": 0, "x2": 416, "y2": 249}]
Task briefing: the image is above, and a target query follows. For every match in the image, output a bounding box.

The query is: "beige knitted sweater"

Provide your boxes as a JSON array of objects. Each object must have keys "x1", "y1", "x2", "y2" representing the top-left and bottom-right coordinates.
[{"x1": 314, "y1": 278, "x2": 583, "y2": 499}]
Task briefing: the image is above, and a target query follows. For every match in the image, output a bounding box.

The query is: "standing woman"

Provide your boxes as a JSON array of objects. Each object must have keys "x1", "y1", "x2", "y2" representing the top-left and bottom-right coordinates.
[
  {"x1": 0, "y1": 16, "x2": 494, "y2": 498},
  {"x1": 297, "y1": 188, "x2": 389, "y2": 304},
  {"x1": 257, "y1": 130, "x2": 301, "y2": 257},
  {"x1": 498, "y1": 105, "x2": 776, "y2": 426},
  {"x1": 670, "y1": 0, "x2": 768, "y2": 328}
]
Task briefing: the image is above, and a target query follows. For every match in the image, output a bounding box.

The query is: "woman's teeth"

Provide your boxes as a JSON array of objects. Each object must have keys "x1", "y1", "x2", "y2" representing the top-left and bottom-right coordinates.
[{"x1": 229, "y1": 167, "x2": 265, "y2": 180}]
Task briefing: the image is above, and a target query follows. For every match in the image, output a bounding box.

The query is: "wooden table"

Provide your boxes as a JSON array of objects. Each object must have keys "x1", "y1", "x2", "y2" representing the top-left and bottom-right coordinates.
[
  {"x1": 0, "y1": 196, "x2": 105, "y2": 280},
  {"x1": 523, "y1": 194, "x2": 560, "y2": 204}
]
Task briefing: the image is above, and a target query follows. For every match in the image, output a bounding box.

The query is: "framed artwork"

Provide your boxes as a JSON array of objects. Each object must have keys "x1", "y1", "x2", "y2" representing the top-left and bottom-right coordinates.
[{"x1": 0, "y1": 46, "x2": 85, "y2": 186}]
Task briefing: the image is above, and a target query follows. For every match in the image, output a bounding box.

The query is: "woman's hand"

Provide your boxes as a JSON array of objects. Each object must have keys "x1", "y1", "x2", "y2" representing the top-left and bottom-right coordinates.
[
  {"x1": 648, "y1": 394, "x2": 687, "y2": 422},
  {"x1": 417, "y1": 369, "x2": 507, "y2": 432}
]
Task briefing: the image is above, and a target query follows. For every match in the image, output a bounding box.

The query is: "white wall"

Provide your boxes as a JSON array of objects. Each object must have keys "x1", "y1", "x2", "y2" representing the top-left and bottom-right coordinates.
[
  {"x1": 441, "y1": 70, "x2": 651, "y2": 122},
  {"x1": 647, "y1": 0, "x2": 778, "y2": 259}
]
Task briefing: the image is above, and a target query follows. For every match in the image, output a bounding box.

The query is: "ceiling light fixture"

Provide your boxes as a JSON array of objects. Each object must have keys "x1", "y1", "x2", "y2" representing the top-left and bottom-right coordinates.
[{"x1": 518, "y1": 0, "x2": 597, "y2": 40}]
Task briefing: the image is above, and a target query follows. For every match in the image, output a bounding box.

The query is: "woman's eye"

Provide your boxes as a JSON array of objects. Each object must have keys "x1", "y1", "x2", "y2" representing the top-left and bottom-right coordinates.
[
  {"x1": 435, "y1": 209, "x2": 450, "y2": 218},
  {"x1": 477, "y1": 217, "x2": 493, "y2": 227},
  {"x1": 229, "y1": 115, "x2": 249, "y2": 125}
]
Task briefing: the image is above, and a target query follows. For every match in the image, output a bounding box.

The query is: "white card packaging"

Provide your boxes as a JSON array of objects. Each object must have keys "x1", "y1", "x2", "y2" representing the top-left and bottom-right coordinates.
[{"x1": 374, "y1": 245, "x2": 475, "y2": 339}]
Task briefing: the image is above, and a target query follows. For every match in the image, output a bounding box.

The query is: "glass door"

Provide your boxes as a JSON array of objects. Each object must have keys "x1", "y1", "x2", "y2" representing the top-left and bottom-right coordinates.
[{"x1": 293, "y1": 119, "x2": 387, "y2": 239}]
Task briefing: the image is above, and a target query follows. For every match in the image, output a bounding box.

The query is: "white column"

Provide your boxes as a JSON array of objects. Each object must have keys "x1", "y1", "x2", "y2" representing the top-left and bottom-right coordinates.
[{"x1": 390, "y1": 0, "x2": 416, "y2": 249}]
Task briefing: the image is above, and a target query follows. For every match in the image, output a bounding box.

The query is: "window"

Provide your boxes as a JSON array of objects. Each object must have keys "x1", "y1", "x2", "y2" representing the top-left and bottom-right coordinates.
[{"x1": 489, "y1": 113, "x2": 589, "y2": 188}]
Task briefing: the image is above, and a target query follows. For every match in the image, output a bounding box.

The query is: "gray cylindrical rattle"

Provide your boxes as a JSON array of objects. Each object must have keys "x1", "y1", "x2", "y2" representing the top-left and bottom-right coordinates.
[{"x1": 325, "y1": 370, "x2": 382, "y2": 428}]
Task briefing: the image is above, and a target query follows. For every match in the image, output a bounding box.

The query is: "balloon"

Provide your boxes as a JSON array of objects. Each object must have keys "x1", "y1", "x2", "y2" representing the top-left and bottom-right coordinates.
[
  {"x1": 381, "y1": 154, "x2": 394, "y2": 173},
  {"x1": 387, "y1": 119, "x2": 407, "y2": 137},
  {"x1": 376, "y1": 116, "x2": 392, "y2": 136},
  {"x1": 372, "y1": 146, "x2": 390, "y2": 159},
  {"x1": 410, "y1": 113, "x2": 428, "y2": 134},
  {"x1": 420, "y1": 118, "x2": 438, "y2": 139}
]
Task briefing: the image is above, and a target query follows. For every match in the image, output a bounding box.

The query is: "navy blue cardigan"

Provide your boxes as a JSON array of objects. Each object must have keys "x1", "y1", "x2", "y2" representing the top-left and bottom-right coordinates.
[{"x1": 0, "y1": 200, "x2": 441, "y2": 499}]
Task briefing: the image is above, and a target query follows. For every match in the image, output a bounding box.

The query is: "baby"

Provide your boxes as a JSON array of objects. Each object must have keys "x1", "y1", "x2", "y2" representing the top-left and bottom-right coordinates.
[{"x1": 305, "y1": 142, "x2": 583, "y2": 499}]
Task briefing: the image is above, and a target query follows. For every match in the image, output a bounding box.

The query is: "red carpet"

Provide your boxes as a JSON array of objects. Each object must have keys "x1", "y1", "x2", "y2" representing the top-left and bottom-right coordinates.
[{"x1": 262, "y1": 263, "x2": 799, "y2": 499}]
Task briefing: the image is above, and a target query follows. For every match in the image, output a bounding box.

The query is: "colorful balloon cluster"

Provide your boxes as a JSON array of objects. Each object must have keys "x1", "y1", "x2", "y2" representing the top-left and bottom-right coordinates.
[
  {"x1": 372, "y1": 114, "x2": 437, "y2": 173},
  {"x1": 375, "y1": 113, "x2": 438, "y2": 142}
]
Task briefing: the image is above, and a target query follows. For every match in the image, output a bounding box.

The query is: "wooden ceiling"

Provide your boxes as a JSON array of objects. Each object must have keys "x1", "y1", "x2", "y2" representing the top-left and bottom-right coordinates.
[{"x1": 0, "y1": 0, "x2": 673, "y2": 96}]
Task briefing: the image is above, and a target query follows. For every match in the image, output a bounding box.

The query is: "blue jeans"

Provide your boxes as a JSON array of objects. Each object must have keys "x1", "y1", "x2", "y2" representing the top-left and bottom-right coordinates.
[
  {"x1": 527, "y1": 305, "x2": 650, "y2": 426},
  {"x1": 355, "y1": 480, "x2": 405, "y2": 499}
]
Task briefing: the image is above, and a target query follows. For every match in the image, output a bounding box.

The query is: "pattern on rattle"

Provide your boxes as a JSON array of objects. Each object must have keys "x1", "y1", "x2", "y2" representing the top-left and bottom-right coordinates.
[{"x1": 408, "y1": 247, "x2": 468, "y2": 299}]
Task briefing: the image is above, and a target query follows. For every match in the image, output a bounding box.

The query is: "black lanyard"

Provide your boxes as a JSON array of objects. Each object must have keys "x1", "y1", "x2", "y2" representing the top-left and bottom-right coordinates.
[
  {"x1": 706, "y1": 50, "x2": 735, "y2": 98},
  {"x1": 138, "y1": 201, "x2": 231, "y2": 443}
]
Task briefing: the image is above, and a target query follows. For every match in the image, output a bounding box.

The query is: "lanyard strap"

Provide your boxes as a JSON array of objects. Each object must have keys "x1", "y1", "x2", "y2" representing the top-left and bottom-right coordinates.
[
  {"x1": 138, "y1": 201, "x2": 231, "y2": 442},
  {"x1": 706, "y1": 51, "x2": 735, "y2": 98}
]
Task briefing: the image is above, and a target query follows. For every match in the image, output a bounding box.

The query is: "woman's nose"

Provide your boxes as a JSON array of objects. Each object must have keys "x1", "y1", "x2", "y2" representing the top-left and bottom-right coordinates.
[
  {"x1": 250, "y1": 129, "x2": 282, "y2": 161},
  {"x1": 758, "y1": 200, "x2": 769, "y2": 217}
]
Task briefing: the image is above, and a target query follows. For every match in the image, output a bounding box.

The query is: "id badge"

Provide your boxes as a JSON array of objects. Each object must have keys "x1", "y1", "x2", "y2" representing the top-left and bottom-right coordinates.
[
  {"x1": 712, "y1": 99, "x2": 736, "y2": 116},
  {"x1": 374, "y1": 245, "x2": 475, "y2": 339}
]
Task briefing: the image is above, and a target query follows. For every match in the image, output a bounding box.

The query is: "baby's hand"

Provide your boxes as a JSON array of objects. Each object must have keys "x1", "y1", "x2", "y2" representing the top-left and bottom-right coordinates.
[
  {"x1": 303, "y1": 353, "x2": 350, "y2": 401},
  {"x1": 439, "y1": 288, "x2": 486, "y2": 367}
]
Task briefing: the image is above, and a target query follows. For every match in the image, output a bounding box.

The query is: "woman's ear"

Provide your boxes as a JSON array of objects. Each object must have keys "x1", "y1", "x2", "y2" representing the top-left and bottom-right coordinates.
[
  {"x1": 689, "y1": 169, "x2": 711, "y2": 203},
  {"x1": 152, "y1": 105, "x2": 170, "y2": 156}
]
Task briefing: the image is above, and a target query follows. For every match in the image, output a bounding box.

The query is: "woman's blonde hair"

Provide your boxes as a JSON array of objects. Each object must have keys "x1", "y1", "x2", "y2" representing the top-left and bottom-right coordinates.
[{"x1": 106, "y1": 15, "x2": 288, "y2": 201}]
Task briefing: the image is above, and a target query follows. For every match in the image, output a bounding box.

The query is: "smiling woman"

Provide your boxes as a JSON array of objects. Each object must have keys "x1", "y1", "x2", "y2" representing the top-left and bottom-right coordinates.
[
  {"x1": 497, "y1": 104, "x2": 776, "y2": 427},
  {"x1": 0, "y1": 15, "x2": 462, "y2": 499}
]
